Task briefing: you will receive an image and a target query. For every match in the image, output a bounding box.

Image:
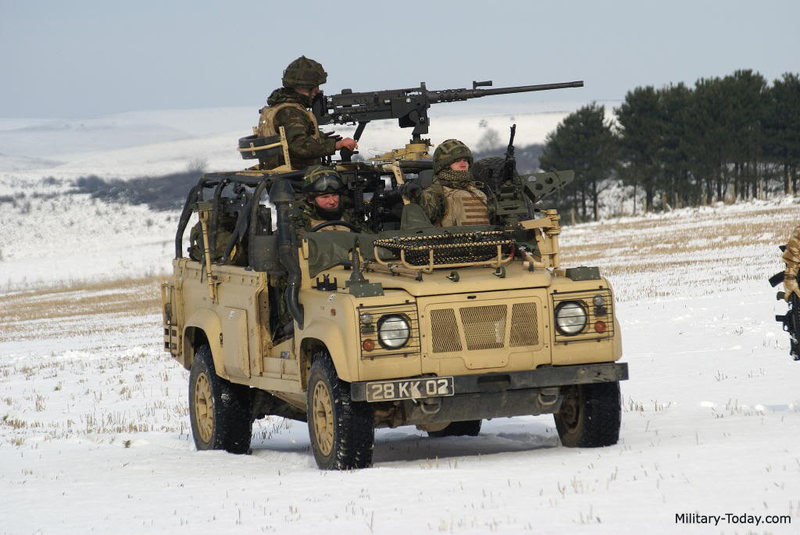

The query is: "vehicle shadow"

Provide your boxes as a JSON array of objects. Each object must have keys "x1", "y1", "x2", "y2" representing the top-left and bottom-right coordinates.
[
  {"x1": 373, "y1": 426, "x2": 560, "y2": 464},
  {"x1": 248, "y1": 418, "x2": 561, "y2": 464}
]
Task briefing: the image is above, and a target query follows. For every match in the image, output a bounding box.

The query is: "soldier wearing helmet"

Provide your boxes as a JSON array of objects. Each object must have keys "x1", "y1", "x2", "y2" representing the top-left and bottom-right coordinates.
[
  {"x1": 418, "y1": 139, "x2": 492, "y2": 226},
  {"x1": 293, "y1": 165, "x2": 358, "y2": 237},
  {"x1": 256, "y1": 56, "x2": 357, "y2": 170}
]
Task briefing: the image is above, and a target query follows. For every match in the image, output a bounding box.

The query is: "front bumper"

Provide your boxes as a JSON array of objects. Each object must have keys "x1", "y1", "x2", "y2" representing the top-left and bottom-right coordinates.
[{"x1": 351, "y1": 362, "x2": 628, "y2": 402}]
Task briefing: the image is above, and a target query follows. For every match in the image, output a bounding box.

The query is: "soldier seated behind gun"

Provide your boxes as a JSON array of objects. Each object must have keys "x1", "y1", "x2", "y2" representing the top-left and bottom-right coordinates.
[
  {"x1": 417, "y1": 139, "x2": 493, "y2": 226},
  {"x1": 257, "y1": 56, "x2": 356, "y2": 170},
  {"x1": 783, "y1": 224, "x2": 800, "y2": 300}
]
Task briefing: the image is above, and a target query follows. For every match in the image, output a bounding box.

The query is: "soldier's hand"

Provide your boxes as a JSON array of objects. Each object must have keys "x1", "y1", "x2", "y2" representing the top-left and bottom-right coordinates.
[
  {"x1": 335, "y1": 138, "x2": 357, "y2": 151},
  {"x1": 784, "y1": 276, "x2": 800, "y2": 301},
  {"x1": 400, "y1": 182, "x2": 422, "y2": 201}
]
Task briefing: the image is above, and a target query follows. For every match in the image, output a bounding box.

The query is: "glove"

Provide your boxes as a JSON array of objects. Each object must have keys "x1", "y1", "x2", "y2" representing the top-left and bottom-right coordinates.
[{"x1": 400, "y1": 182, "x2": 422, "y2": 201}]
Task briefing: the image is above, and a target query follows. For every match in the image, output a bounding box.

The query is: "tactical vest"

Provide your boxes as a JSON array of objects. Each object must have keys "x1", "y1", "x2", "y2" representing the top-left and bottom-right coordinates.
[
  {"x1": 256, "y1": 102, "x2": 322, "y2": 169},
  {"x1": 440, "y1": 186, "x2": 490, "y2": 226}
]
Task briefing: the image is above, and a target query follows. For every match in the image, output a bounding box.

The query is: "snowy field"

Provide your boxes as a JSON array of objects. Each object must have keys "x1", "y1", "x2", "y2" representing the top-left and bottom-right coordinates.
[{"x1": 1, "y1": 109, "x2": 800, "y2": 534}]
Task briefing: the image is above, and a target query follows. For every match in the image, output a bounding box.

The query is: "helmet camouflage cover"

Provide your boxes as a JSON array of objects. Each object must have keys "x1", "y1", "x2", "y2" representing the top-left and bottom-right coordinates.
[
  {"x1": 303, "y1": 165, "x2": 346, "y2": 195},
  {"x1": 282, "y1": 56, "x2": 327, "y2": 89},
  {"x1": 433, "y1": 139, "x2": 473, "y2": 173}
]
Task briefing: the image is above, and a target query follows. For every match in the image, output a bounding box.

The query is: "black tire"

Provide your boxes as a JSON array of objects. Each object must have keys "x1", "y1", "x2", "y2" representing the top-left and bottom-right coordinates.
[
  {"x1": 307, "y1": 352, "x2": 374, "y2": 470},
  {"x1": 188, "y1": 345, "x2": 252, "y2": 454},
  {"x1": 554, "y1": 381, "x2": 621, "y2": 447},
  {"x1": 427, "y1": 420, "x2": 482, "y2": 437}
]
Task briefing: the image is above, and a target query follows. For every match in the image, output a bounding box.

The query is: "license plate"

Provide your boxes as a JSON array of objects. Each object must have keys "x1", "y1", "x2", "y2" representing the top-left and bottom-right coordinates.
[{"x1": 365, "y1": 377, "x2": 454, "y2": 402}]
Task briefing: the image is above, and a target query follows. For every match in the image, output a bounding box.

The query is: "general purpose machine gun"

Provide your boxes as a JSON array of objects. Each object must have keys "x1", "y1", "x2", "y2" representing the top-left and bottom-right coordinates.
[{"x1": 312, "y1": 79, "x2": 584, "y2": 159}]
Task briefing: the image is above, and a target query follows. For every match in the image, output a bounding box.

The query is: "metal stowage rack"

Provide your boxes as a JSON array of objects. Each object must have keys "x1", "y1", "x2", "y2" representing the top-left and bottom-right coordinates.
[{"x1": 372, "y1": 231, "x2": 515, "y2": 272}]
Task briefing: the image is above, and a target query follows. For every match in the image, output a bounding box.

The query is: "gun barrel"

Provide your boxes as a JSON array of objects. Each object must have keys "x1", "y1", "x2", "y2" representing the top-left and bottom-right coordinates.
[{"x1": 429, "y1": 80, "x2": 584, "y2": 103}]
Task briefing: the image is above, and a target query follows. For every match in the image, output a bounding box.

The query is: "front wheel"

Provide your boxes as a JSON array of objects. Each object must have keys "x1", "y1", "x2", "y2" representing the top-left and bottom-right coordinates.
[
  {"x1": 554, "y1": 381, "x2": 621, "y2": 447},
  {"x1": 307, "y1": 353, "x2": 374, "y2": 470},
  {"x1": 188, "y1": 345, "x2": 252, "y2": 454}
]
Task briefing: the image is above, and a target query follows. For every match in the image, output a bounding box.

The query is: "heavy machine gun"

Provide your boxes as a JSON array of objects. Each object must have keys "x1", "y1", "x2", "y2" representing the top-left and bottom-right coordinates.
[{"x1": 312, "y1": 79, "x2": 584, "y2": 159}]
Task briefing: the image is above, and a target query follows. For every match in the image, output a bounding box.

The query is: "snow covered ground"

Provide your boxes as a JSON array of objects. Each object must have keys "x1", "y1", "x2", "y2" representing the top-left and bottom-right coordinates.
[{"x1": 1, "y1": 109, "x2": 799, "y2": 534}]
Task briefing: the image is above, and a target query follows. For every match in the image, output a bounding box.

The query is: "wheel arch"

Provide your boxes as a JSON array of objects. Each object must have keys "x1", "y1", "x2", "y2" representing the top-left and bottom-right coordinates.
[
  {"x1": 182, "y1": 308, "x2": 226, "y2": 377},
  {"x1": 299, "y1": 329, "x2": 357, "y2": 387}
]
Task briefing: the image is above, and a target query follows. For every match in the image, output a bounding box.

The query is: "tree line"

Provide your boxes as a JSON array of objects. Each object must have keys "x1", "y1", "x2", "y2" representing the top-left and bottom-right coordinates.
[{"x1": 537, "y1": 70, "x2": 800, "y2": 221}]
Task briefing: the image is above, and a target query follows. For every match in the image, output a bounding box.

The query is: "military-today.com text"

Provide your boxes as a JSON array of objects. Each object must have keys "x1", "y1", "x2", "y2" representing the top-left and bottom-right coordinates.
[{"x1": 675, "y1": 512, "x2": 792, "y2": 527}]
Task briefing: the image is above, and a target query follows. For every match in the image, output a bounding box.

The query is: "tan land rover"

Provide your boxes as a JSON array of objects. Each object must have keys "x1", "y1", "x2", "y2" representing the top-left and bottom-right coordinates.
[{"x1": 161, "y1": 81, "x2": 627, "y2": 470}]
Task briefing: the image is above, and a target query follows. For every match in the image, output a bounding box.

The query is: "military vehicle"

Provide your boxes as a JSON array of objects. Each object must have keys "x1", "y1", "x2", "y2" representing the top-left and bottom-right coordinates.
[{"x1": 161, "y1": 79, "x2": 628, "y2": 469}]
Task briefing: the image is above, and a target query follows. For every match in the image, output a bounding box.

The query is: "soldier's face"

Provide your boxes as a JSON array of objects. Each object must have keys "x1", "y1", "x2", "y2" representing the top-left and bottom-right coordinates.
[
  {"x1": 296, "y1": 86, "x2": 321, "y2": 98},
  {"x1": 314, "y1": 193, "x2": 340, "y2": 210},
  {"x1": 450, "y1": 159, "x2": 470, "y2": 171}
]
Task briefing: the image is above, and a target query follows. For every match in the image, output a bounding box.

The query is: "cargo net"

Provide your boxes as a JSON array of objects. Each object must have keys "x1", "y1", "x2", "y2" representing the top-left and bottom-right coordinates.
[{"x1": 373, "y1": 231, "x2": 514, "y2": 270}]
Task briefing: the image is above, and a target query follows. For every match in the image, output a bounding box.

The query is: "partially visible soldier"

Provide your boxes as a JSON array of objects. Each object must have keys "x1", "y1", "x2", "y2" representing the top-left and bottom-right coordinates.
[
  {"x1": 782, "y1": 224, "x2": 800, "y2": 300},
  {"x1": 293, "y1": 165, "x2": 359, "y2": 238},
  {"x1": 257, "y1": 56, "x2": 357, "y2": 170},
  {"x1": 418, "y1": 139, "x2": 491, "y2": 226}
]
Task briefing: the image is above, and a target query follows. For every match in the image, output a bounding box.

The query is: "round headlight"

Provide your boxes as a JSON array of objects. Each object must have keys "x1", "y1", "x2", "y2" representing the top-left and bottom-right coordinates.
[
  {"x1": 377, "y1": 315, "x2": 410, "y2": 349},
  {"x1": 555, "y1": 302, "x2": 587, "y2": 335}
]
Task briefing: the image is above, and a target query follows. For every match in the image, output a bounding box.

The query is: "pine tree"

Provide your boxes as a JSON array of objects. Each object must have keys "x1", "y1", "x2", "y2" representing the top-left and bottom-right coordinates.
[
  {"x1": 539, "y1": 103, "x2": 616, "y2": 221},
  {"x1": 616, "y1": 86, "x2": 662, "y2": 212}
]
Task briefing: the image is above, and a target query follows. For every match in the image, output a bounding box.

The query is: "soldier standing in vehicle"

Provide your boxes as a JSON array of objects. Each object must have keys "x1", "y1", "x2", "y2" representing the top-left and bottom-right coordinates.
[
  {"x1": 782, "y1": 224, "x2": 800, "y2": 300},
  {"x1": 418, "y1": 139, "x2": 491, "y2": 226},
  {"x1": 256, "y1": 56, "x2": 357, "y2": 170}
]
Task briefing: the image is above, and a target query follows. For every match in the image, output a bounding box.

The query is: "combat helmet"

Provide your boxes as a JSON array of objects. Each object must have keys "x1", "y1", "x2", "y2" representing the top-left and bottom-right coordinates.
[
  {"x1": 433, "y1": 139, "x2": 473, "y2": 173},
  {"x1": 303, "y1": 165, "x2": 346, "y2": 196},
  {"x1": 282, "y1": 56, "x2": 328, "y2": 89}
]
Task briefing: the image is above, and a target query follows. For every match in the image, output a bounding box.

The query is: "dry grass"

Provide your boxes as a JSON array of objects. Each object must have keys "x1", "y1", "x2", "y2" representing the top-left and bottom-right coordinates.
[
  {"x1": 559, "y1": 202, "x2": 800, "y2": 298},
  {"x1": 0, "y1": 276, "x2": 163, "y2": 341}
]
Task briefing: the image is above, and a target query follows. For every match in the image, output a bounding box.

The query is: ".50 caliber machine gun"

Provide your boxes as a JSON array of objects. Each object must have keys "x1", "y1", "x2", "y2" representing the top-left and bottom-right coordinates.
[{"x1": 312, "y1": 79, "x2": 583, "y2": 159}]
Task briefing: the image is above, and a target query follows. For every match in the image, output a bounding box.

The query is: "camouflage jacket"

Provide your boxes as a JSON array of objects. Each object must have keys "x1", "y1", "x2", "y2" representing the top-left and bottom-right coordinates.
[
  {"x1": 257, "y1": 88, "x2": 337, "y2": 170},
  {"x1": 418, "y1": 170, "x2": 492, "y2": 226}
]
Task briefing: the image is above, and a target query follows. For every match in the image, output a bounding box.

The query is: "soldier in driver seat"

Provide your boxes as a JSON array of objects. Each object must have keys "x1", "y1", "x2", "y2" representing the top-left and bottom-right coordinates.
[{"x1": 293, "y1": 165, "x2": 360, "y2": 238}]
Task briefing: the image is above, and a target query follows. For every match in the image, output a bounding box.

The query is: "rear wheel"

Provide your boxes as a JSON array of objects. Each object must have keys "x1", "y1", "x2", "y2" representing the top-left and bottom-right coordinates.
[
  {"x1": 307, "y1": 353, "x2": 374, "y2": 470},
  {"x1": 188, "y1": 345, "x2": 252, "y2": 454},
  {"x1": 554, "y1": 381, "x2": 621, "y2": 447},
  {"x1": 427, "y1": 420, "x2": 482, "y2": 437}
]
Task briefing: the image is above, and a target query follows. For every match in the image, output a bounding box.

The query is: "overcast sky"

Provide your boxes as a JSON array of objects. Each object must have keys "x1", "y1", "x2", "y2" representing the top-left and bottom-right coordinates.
[{"x1": 1, "y1": 0, "x2": 798, "y2": 119}]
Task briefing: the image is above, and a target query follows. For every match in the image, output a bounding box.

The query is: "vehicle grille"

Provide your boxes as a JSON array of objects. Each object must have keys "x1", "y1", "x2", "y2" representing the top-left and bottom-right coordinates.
[
  {"x1": 510, "y1": 302, "x2": 539, "y2": 347},
  {"x1": 460, "y1": 305, "x2": 506, "y2": 350},
  {"x1": 430, "y1": 302, "x2": 539, "y2": 354},
  {"x1": 430, "y1": 309, "x2": 462, "y2": 353}
]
